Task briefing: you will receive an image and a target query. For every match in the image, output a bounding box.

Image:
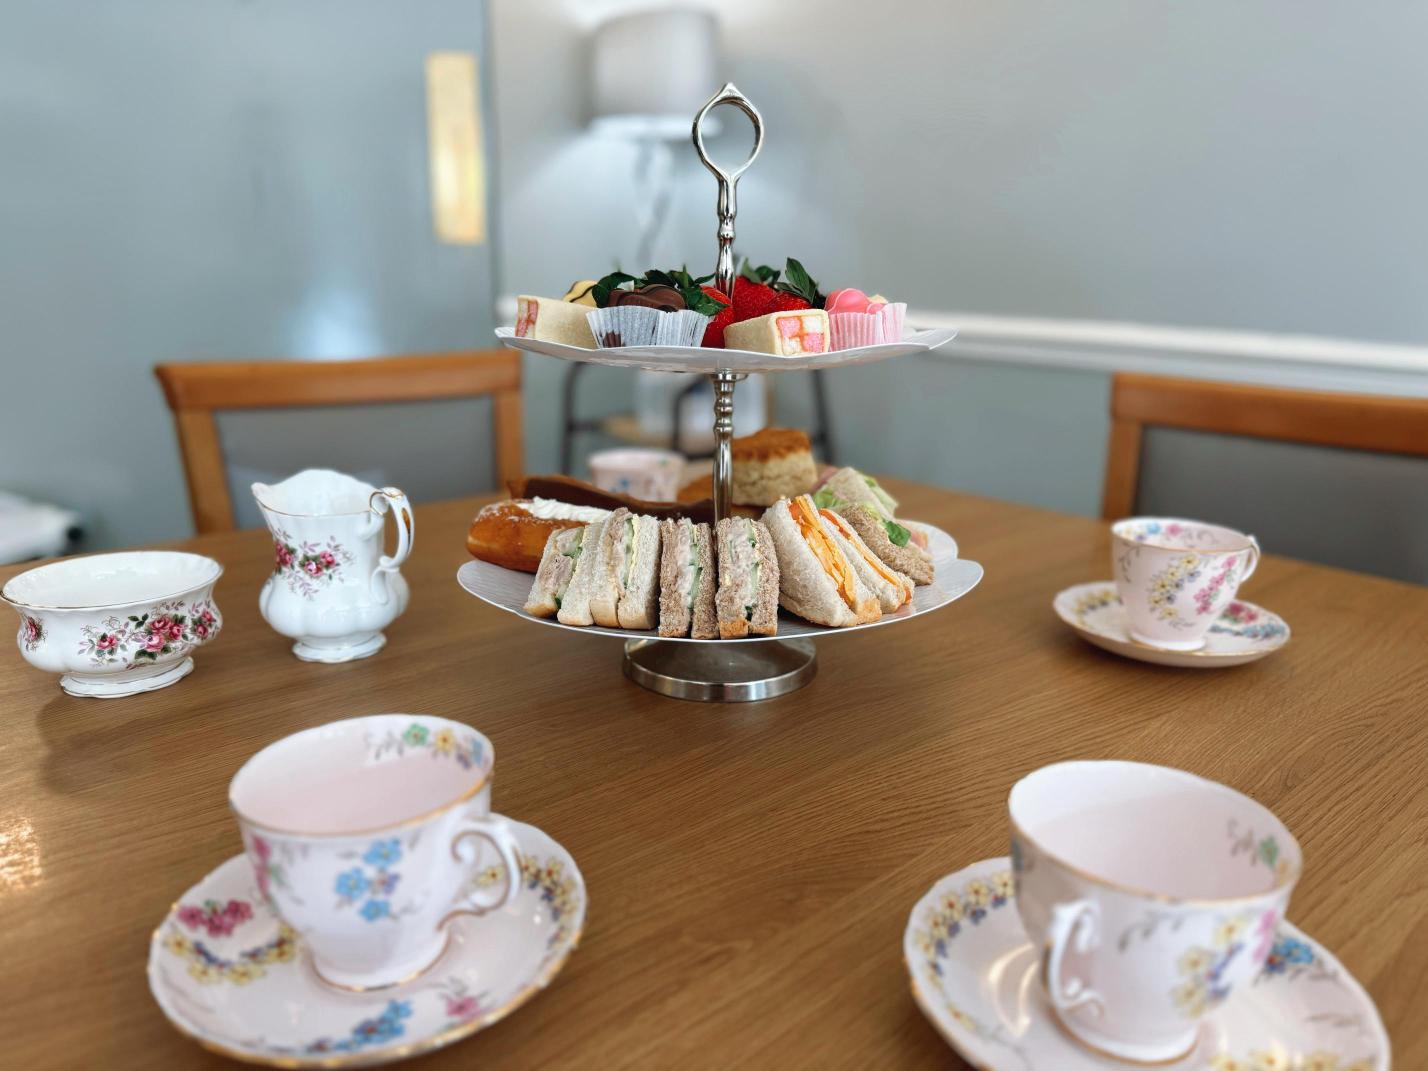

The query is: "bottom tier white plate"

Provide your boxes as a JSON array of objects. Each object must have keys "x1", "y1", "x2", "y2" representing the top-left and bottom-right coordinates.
[
  {"x1": 148, "y1": 818, "x2": 584, "y2": 1068},
  {"x1": 904, "y1": 857, "x2": 1389, "y2": 1071},
  {"x1": 456, "y1": 521, "x2": 981, "y2": 642}
]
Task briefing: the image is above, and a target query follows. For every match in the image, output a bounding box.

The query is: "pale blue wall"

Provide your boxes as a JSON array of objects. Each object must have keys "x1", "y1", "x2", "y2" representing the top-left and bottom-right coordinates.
[{"x1": 0, "y1": 0, "x2": 497, "y2": 549}]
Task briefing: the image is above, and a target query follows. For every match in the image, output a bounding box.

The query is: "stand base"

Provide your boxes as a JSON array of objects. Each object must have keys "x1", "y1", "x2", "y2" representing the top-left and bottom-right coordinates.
[{"x1": 623, "y1": 639, "x2": 816, "y2": 702}]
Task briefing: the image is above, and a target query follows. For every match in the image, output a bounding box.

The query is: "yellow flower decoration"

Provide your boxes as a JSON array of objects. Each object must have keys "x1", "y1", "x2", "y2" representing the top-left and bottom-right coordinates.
[
  {"x1": 940, "y1": 894, "x2": 964, "y2": 921},
  {"x1": 473, "y1": 864, "x2": 506, "y2": 889},
  {"x1": 963, "y1": 880, "x2": 991, "y2": 908},
  {"x1": 1213, "y1": 915, "x2": 1248, "y2": 947},
  {"x1": 1249, "y1": 1051, "x2": 1289, "y2": 1071},
  {"x1": 224, "y1": 962, "x2": 264, "y2": 986},
  {"x1": 1210, "y1": 1057, "x2": 1246, "y2": 1071},
  {"x1": 1178, "y1": 946, "x2": 1214, "y2": 975},
  {"x1": 992, "y1": 871, "x2": 1014, "y2": 898},
  {"x1": 187, "y1": 962, "x2": 223, "y2": 985},
  {"x1": 1301, "y1": 1054, "x2": 1340, "y2": 1071},
  {"x1": 1344, "y1": 1060, "x2": 1375, "y2": 1071},
  {"x1": 432, "y1": 728, "x2": 456, "y2": 755},
  {"x1": 162, "y1": 930, "x2": 193, "y2": 957},
  {"x1": 1171, "y1": 979, "x2": 1208, "y2": 1017}
]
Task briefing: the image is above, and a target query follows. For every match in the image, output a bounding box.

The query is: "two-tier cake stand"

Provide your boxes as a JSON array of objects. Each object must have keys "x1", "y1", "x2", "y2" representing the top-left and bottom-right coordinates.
[{"x1": 461, "y1": 84, "x2": 978, "y2": 702}]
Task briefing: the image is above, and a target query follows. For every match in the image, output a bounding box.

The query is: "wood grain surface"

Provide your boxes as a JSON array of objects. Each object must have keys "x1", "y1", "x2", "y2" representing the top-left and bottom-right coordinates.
[{"x1": 1, "y1": 481, "x2": 1423, "y2": 1070}]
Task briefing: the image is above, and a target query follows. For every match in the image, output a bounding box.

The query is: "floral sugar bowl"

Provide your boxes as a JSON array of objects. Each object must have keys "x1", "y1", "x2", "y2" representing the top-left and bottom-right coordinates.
[
  {"x1": 2, "y1": 550, "x2": 223, "y2": 697},
  {"x1": 252, "y1": 469, "x2": 414, "y2": 663}
]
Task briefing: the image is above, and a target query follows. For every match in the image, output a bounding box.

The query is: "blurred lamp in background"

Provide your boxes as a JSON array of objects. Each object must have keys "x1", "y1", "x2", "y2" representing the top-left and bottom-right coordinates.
[{"x1": 589, "y1": 8, "x2": 719, "y2": 265}]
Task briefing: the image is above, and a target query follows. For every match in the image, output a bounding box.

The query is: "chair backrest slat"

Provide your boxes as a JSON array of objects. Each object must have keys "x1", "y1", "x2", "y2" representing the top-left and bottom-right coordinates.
[
  {"x1": 155, "y1": 350, "x2": 523, "y2": 533},
  {"x1": 1101, "y1": 372, "x2": 1428, "y2": 519}
]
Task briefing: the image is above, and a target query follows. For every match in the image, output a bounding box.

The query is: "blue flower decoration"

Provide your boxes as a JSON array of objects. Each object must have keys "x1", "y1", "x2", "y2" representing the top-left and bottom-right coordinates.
[
  {"x1": 360, "y1": 899, "x2": 392, "y2": 922},
  {"x1": 363, "y1": 839, "x2": 402, "y2": 868},
  {"x1": 335, "y1": 867, "x2": 369, "y2": 900}
]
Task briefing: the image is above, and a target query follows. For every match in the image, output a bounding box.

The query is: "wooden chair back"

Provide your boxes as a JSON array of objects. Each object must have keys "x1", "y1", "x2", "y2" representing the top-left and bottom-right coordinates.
[
  {"x1": 155, "y1": 351, "x2": 523, "y2": 533},
  {"x1": 1102, "y1": 372, "x2": 1428, "y2": 519}
]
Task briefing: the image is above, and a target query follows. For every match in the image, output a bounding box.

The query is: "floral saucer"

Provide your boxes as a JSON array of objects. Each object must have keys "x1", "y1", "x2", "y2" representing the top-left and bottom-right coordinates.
[
  {"x1": 148, "y1": 818, "x2": 584, "y2": 1067},
  {"x1": 1054, "y1": 582, "x2": 1290, "y2": 668},
  {"x1": 904, "y1": 857, "x2": 1389, "y2": 1071}
]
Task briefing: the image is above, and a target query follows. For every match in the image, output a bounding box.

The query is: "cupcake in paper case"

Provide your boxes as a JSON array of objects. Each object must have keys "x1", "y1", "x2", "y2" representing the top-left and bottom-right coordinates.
[
  {"x1": 586, "y1": 306, "x2": 712, "y2": 348},
  {"x1": 827, "y1": 312, "x2": 884, "y2": 349},
  {"x1": 824, "y1": 288, "x2": 906, "y2": 350},
  {"x1": 515, "y1": 295, "x2": 598, "y2": 348},
  {"x1": 724, "y1": 309, "x2": 829, "y2": 356}
]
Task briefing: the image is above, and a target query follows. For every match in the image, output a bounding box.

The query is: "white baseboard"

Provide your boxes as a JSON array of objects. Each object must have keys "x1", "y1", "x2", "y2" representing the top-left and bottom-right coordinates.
[{"x1": 914, "y1": 311, "x2": 1428, "y2": 397}]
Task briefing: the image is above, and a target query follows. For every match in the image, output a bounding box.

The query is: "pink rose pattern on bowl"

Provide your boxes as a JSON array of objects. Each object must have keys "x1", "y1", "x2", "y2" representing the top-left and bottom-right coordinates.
[
  {"x1": 269, "y1": 527, "x2": 354, "y2": 601},
  {"x1": 75, "y1": 598, "x2": 221, "y2": 668},
  {"x1": 19, "y1": 615, "x2": 43, "y2": 652}
]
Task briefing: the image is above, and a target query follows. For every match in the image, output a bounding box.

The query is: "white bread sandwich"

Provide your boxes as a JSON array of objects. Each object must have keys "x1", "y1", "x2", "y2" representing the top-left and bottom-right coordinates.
[
  {"x1": 819, "y1": 508, "x2": 914, "y2": 611},
  {"x1": 761, "y1": 495, "x2": 881, "y2": 627},
  {"x1": 587, "y1": 508, "x2": 662, "y2": 629},
  {"x1": 713, "y1": 517, "x2": 780, "y2": 639},
  {"x1": 814, "y1": 466, "x2": 900, "y2": 522},
  {"x1": 840, "y1": 503, "x2": 935, "y2": 586},
  {"x1": 658, "y1": 519, "x2": 718, "y2": 638},
  {"x1": 521, "y1": 522, "x2": 603, "y2": 624}
]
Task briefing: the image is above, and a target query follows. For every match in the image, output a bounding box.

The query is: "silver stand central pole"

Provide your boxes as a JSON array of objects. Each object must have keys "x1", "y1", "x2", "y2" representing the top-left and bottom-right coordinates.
[
  {"x1": 619, "y1": 82, "x2": 815, "y2": 702},
  {"x1": 711, "y1": 369, "x2": 743, "y2": 524}
]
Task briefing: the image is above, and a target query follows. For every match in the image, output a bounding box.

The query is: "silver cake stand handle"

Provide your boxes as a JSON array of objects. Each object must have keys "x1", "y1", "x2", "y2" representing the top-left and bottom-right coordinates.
[{"x1": 693, "y1": 83, "x2": 764, "y2": 525}]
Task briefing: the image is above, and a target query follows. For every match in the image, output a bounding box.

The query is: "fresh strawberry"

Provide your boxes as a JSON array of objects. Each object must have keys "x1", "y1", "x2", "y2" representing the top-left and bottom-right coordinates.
[
  {"x1": 770, "y1": 291, "x2": 811, "y2": 313},
  {"x1": 699, "y1": 285, "x2": 734, "y2": 348},
  {"x1": 732, "y1": 277, "x2": 779, "y2": 321}
]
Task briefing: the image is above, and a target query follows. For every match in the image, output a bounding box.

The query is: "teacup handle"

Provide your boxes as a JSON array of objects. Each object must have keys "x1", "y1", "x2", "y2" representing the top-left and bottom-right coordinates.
[
  {"x1": 369, "y1": 487, "x2": 414, "y2": 603},
  {"x1": 1046, "y1": 898, "x2": 1105, "y2": 1018},
  {"x1": 1240, "y1": 535, "x2": 1261, "y2": 584},
  {"x1": 438, "y1": 816, "x2": 523, "y2": 930}
]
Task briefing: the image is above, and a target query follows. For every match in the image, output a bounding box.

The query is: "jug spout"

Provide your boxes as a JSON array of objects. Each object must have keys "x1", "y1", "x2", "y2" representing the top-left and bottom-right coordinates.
[{"x1": 250, "y1": 469, "x2": 380, "y2": 518}]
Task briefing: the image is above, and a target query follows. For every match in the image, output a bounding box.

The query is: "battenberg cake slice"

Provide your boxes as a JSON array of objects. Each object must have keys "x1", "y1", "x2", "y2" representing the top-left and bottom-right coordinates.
[{"x1": 723, "y1": 309, "x2": 830, "y2": 356}]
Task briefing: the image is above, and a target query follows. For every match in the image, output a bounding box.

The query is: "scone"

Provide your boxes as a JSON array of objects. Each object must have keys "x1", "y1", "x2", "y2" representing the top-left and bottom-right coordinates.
[{"x1": 731, "y1": 427, "x2": 817, "y2": 507}]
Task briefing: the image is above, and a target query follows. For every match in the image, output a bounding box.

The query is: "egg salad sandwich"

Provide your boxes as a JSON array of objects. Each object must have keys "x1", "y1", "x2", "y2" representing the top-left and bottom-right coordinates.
[
  {"x1": 713, "y1": 517, "x2": 780, "y2": 638},
  {"x1": 588, "y1": 508, "x2": 663, "y2": 629},
  {"x1": 839, "y1": 503, "x2": 935, "y2": 586},
  {"x1": 658, "y1": 518, "x2": 718, "y2": 639},
  {"x1": 523, "y1": 522, "x2": 600, "y2": 624},
  {"x1": 761, "y1": 495, "x2": 880, "y2": 627},
  {"x1": 818, "y1": 508, "x2": 914, "y2": 612}
]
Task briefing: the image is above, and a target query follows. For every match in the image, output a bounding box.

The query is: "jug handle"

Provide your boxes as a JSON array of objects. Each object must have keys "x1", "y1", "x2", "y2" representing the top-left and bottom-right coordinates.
[{"x1": 369, "y1": 488, "x2": 414, "y2": 602}]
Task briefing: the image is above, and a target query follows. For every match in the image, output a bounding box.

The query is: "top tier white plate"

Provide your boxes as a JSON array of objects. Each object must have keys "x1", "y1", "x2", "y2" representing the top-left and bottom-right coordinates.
[{"x1": 494, "y1": 326, "x2": 957, "y2": 374}]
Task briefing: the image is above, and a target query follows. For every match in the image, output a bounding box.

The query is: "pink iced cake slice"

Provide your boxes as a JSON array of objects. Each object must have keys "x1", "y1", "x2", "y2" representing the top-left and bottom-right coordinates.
[
  {"x1": 514, "y1": 295, "x2": 597, "y2": 348},
  {"x1": 724, "y1": 310, "x2": 830, "y2": 356}
]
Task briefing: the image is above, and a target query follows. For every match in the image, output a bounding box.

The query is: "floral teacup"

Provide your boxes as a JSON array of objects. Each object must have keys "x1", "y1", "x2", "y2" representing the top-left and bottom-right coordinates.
[
  {"x1": 1112, "y1": 517, "x2": 1260, "y2": 651},
  {"x1": 230, "y1": 714, "x2": 523, "y2": 991},
  {"x1": 1010, "y1": 761, "x2": 1300, "y2": 1063}
]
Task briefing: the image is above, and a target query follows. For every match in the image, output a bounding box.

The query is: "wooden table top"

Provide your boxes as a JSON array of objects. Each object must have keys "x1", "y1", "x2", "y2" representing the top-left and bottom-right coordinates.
[{"x1": 2, "y1": 481, "x2": 1423, "y2": 1069}]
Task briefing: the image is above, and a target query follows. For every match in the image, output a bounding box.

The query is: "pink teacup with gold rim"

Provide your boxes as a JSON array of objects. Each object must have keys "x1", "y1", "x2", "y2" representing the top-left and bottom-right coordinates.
[
  {"x1": 229, "y1": 714, "x2": 522, "y2": 991},
  {"x1": 1112, "y1": 517, "x2": 1260, "y2": 651},
  {"x1": 1010, "y1": 761, "x2": 1301, "y2": 1063}
]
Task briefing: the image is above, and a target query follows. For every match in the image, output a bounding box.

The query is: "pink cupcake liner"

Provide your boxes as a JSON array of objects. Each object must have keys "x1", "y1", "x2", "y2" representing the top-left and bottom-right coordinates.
[
  {"x1": 828, "y1": 312, "x2": 884, "y2": 351},
  {"x1": 877, "y1": 302, "x2": 906, "y2": 343}
]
